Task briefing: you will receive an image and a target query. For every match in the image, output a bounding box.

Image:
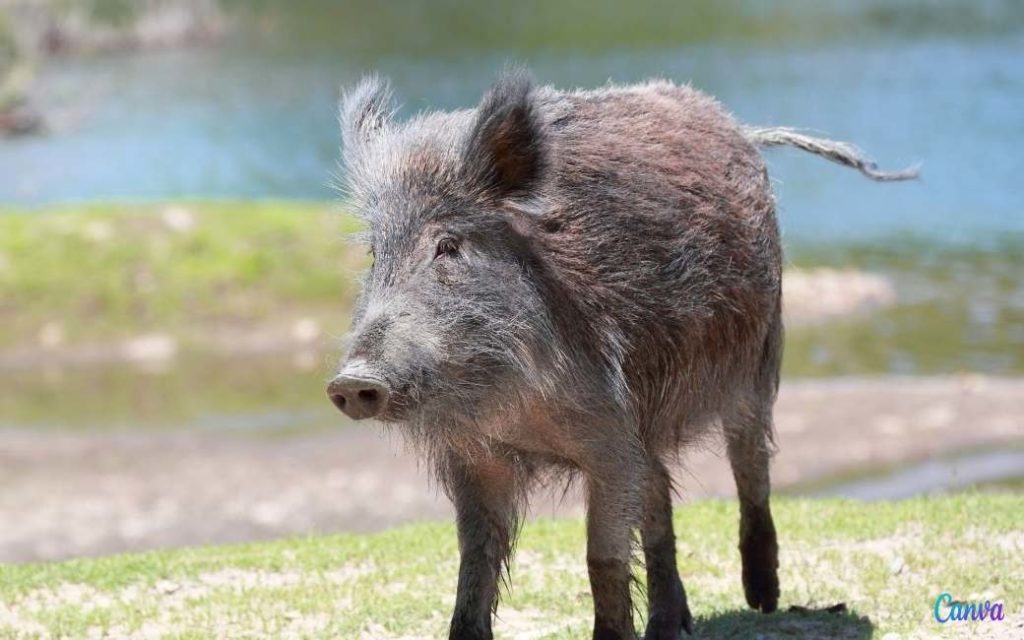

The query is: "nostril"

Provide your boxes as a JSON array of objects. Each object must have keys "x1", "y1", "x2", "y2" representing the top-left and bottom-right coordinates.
[
  {"x1": 329, "y1": 392, "x2": 347, "y2": 412},
  {"x1": 357, "y1": 388, "x2": 378, "y2": 403}
]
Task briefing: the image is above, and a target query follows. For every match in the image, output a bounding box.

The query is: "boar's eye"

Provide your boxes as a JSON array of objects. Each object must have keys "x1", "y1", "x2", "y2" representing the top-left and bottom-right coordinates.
[{"x1": 435, "y1": 236, "x2": 460, "y2": 259}]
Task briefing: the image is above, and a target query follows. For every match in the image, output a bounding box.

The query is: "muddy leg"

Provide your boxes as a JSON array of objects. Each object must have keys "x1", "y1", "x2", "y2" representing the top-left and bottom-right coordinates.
[
  {"x1": 444, "y1": 454, "x2": 522, "y2": 640},
  {"x1": 585, "y1": 462, "x2": 643, "y2": 640},
  {"x1": 641, "y1": 459, "x2": 693, "y2": 638},
  {"x1": 725, "y1": 411, "x2": 779, "y2": 614}
]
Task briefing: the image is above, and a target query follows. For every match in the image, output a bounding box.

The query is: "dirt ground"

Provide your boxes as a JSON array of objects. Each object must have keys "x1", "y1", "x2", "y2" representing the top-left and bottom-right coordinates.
[{"x1": 1, "y1": 375, "x2": 1021, "y2": 563}]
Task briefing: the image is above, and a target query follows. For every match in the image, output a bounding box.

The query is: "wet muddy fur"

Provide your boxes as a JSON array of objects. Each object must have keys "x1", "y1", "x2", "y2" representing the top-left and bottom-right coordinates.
[{"x1": 331, "y1": 70, "x2": 914, "y2": 639}]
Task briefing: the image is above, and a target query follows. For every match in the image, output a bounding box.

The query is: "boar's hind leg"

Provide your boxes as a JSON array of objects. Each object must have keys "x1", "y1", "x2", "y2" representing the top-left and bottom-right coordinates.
[
  {"x1": 641, "y1": 459, "x2": 694, "y2": 638},
  {"x1": 443, "y1": 453, "x2": 523, "y2": 640},
  {"x1": 585, "y1": 455, "x2": 645, "y2": 640},
  {"x1": 724, "y1": 405, "x2": 779, "y2": 614}
]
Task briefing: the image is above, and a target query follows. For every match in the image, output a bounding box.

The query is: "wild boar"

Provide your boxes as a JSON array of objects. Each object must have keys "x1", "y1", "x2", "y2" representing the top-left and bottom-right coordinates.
[{"x1": 327, "y1": 69, "x2": 914, "y2": 640}]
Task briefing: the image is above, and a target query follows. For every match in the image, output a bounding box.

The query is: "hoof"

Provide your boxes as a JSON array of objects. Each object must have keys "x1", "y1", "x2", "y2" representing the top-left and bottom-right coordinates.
[
  {"x1": 742, "y1": 564, "x2": 779, "y2": 613},
  {"x1": 643, "y1": 598, "x2": 693, "y2": 638}
]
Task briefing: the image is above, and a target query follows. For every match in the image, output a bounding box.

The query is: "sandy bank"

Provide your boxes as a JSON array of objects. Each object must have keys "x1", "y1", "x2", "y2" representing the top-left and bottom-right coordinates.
[{"x1": 1, "y1": 375, "x2": 1020, "y2": 563}]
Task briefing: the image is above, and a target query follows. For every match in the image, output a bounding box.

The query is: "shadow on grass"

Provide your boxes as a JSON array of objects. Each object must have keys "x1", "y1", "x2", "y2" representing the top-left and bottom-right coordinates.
[{"x1": 693, "y1": 607, "x2": 873, "y2": 639}]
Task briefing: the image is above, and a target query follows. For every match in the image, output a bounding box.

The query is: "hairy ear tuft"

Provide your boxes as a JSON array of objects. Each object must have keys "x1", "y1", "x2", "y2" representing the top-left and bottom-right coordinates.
[
  {"x1": 339, "y1": 75, "x2": 394, "y2": 159},
  {"x1": 464, "y1": 69, "x2": 546, "y2": 200}
]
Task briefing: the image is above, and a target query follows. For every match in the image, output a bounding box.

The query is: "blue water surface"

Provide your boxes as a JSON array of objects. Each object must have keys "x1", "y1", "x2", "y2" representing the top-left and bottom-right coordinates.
[{"x1": 1, "y1": 7, "x2": 1022, "y2": 245}]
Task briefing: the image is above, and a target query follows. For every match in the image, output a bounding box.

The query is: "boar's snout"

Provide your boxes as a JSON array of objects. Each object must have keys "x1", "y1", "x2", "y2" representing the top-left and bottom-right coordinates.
[{"x1": 327, "y1": 361, "x2": 390, "y2": 420}]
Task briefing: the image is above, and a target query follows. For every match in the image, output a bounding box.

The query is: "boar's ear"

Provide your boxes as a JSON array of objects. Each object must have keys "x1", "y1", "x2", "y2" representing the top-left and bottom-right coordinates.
[
  {"x1": 464, "y1": 70, "x2": 546, "y2": 200},
  {"x1": 339, "y1": 75, "x2": 394, "y2": 158}
]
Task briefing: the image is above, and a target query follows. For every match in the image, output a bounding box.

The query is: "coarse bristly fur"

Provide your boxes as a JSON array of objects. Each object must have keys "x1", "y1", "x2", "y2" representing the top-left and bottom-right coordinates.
[{"x1": 329, "y1": 69, "x2": 917, "y2": 640}]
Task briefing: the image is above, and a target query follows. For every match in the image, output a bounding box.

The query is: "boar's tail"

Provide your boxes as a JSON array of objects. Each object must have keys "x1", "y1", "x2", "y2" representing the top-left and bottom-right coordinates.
[{"x1": 743, "y1": 126, "x2": 919, "y2": 182}]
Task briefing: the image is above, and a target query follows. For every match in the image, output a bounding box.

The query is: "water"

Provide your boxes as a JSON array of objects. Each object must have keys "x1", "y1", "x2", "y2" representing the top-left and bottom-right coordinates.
[
  {"x1": 0, "y1": 352, "x2": 338, "y2": 433},
  {"x1": 2, "y1": 2, "x2": 1023, "y2": 245},
  {"x1": 800, "y1": 448, "x2": 1024, "y2": 500}
]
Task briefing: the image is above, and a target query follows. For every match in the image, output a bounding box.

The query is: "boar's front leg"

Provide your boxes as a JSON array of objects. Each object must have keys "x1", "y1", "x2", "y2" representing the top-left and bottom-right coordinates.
[
  {"x1": 443, "y1": 452, "x2": 522, "y2": 640},
  {"x1": 585, "y1": 452, "x2": 645, "y2": 640}
]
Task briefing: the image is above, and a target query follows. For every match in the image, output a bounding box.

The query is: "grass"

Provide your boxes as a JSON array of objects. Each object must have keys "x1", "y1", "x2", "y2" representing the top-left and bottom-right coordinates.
[
  {"x1": 1, "y1": 201, "x2": 1022, "y2": 377},
  {"x1": 0, "y1": 201, "x2": 366, "y2": 349},
  {"x1": 1, "y1": 495, "x2": 1021, "y2": 638}
]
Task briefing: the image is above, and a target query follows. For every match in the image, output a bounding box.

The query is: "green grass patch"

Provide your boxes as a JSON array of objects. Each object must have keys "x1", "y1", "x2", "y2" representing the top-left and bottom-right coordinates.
[
  {"x1": 1, "y1": 495, "x2": 1020, "y2": 638},
  {"x1": 0, "y1": 201, "x2": 367, "y2": 349},
  {"x1": 1, "y1": 201, "x2": 1022, "y2": 378}
]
